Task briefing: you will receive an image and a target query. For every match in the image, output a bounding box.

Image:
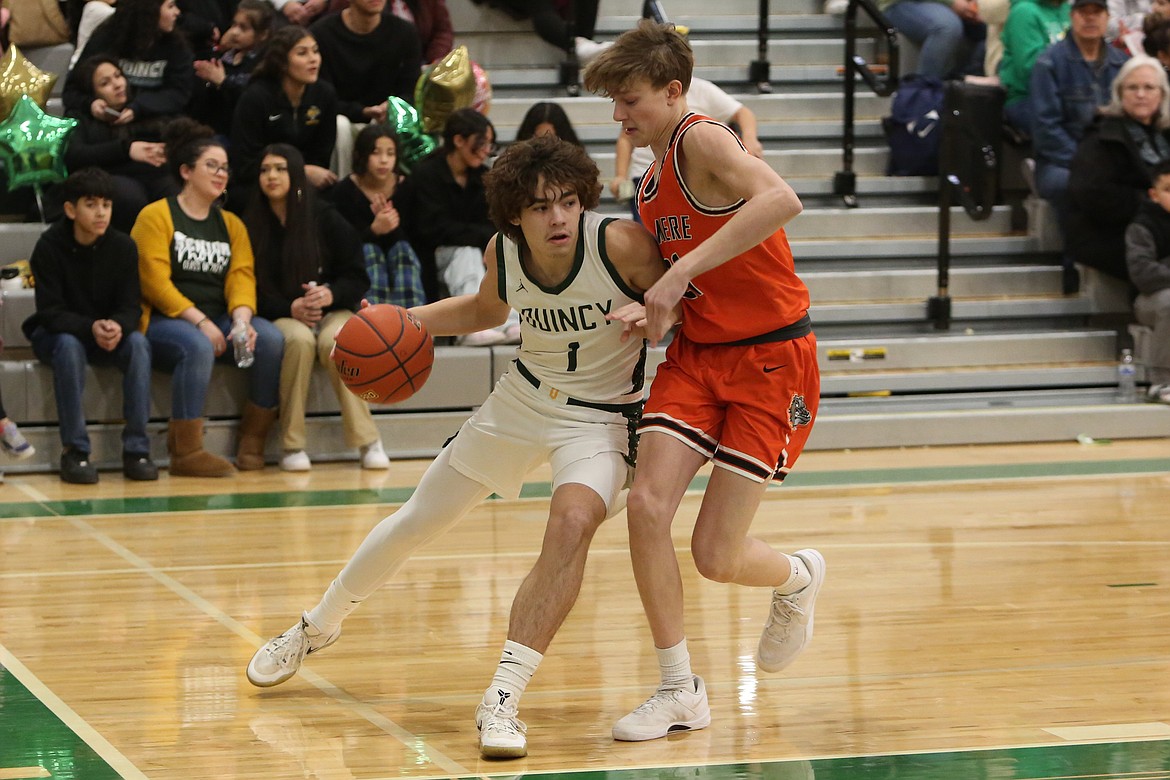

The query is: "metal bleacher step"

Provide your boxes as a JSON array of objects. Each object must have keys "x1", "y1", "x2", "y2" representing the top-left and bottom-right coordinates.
[{"x1": 809, "y1": 389, "x2": 1170, "y2": 449}]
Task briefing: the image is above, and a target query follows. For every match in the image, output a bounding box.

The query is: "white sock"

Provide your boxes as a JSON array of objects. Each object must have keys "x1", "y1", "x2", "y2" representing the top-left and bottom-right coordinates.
[
  {"x1": 656, "y1": 638, "x2": 692, "y2": 690},
  {"x1": 776, "y1": 554, "x2": 812, "y2": 595},
  {"x1": 485, "y1": 640, "x2": 543, "y2": 708},
  {"x1": 305, "y1": 577, "x2": 365, "y2": 636},
  {"x1": 574, "y1": 36, "x2": 611, "y2": 63}
]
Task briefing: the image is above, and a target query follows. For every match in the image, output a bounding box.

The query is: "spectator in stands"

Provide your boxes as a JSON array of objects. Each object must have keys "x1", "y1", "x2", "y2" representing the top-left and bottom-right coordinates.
[
  {"x1": 23, "y1": 168, "x2": 157, "y2": 484},
  {"x1": 131, "y1": 119, "x2": 284, "y2": 476},
  {"x1": 1067, "y1": 55, "x2": 1170, "y2": 283},
  {"x1": 0, "y1": 399, "x2": 35, "y2": 464},
  {"x1": 310, "y1": 0, "x2": 421, "y2": 125},
  {"x1": 1143, "y1": 15, "x2": 1170, "y2": 72},
  {"x1": 69, "y1": 0, "x2": 116, "y2": 70},
  {"x1": 62, "y1": 55, "x2": 174, "y2": 233},
  {"x1": 1000, "y1": 0, "x2": 1071, "y2": 135},
  {"x1": 243, "y1": 143, "x2": 390, "y2": 472},
  {"x1": 327, "y1": 0, "x2": 454, "y2": 64},
  {"x1": 329, "y1": 124, "x2": 427, "y2": 308},
  {"x1": 230, "y1": 25, "x2": 339, "y2": 207},
  {"x1": 490, "y1": 0, "x2": 609, "y2": 63},
  {"x1": 63, "y1": 0, "x2": 194, "y2": 123},
  {"x1": 880, "y1": 0, "x2": 987, "y2": 79},
  {"x1": 1109, "y1": 0, "x2": 1150, "y2": 48},
  {"x1": 1125, "y1": 157, "x2": 1170, "y2": 401},
  {"x1": 609, "y1": 76, "x2": 763, "y2": 222},
  {"x1": 398, "y1": 108, "x2": 518, "y2": 345},
  {"x1": 190, "y1": 0, "x2": 275, "y2": 137},
  {"x1": 272, "y1": 0, "x2": 330, "y2": 28},
  {"x1": 514, "y1": 101, "x2": 583, "y2": 147},
  {"x1": 1030, "y1": 0, "x2": 1129, "y2": 291},
  {"x1": 177, "y1": 0, "x2": 235, "y2": 59}
]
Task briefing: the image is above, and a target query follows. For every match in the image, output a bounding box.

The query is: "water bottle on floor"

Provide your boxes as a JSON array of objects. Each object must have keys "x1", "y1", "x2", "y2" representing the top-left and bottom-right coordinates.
[{"x1": 1117, "y1": 348, "x2": 1137, "y2": 403}]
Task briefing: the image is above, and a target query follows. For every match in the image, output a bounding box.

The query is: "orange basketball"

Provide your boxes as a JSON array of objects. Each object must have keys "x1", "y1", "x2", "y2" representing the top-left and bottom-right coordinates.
[{"x1": 332, "y1": 305, "x2": 434, "y2": 404}]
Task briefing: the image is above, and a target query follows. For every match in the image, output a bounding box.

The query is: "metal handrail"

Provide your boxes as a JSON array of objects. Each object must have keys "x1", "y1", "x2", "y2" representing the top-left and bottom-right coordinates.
[
  {"x1": 833, "y1": 0, "x2": 900, "y2": 208},
  {"x1": 749, "y1": 0, "x2": 773, "y2": 94}
]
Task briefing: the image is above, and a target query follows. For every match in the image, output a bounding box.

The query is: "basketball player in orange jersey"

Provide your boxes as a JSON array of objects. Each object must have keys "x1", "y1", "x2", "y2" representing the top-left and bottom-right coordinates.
[
  {"x1": 245, "y1": 136, "x2": 668, "y2": 759},
  {"x1": 583, "y1": 21, "x2": 825, "y2": 741}
]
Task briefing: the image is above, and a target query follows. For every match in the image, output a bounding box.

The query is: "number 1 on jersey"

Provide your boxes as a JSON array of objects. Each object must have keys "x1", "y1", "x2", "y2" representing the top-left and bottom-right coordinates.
[{"x1": 567, "y1": 341, "x2": 580, "y2": 372}]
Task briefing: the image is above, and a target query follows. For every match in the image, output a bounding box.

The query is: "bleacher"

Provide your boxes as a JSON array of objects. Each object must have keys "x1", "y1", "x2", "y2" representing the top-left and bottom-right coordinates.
[{"x1": 3, "y1": 0, "x2": 1169, "y2": 476}]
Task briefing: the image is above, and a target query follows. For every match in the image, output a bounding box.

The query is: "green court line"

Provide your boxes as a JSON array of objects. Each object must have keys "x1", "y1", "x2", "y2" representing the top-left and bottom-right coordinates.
[
  {"x1": 0, "y1": 666, "x2": 121, "y2": 780},
  {"x1": 1, "y1": 456, "x2": 1168, "y2": 520}
]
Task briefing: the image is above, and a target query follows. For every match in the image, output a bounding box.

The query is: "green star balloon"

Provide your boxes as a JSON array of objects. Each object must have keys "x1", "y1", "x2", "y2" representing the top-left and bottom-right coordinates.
[{"x1": 0, "y1": 94, "x2": 76, "y2": 192}]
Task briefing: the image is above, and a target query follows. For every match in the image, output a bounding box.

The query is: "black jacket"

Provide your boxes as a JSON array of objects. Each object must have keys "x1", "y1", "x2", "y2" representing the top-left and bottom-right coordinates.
[
  {"x1": 22, "y1": 219, "x2": 143, "y2": 341},
  {"x1": 328, "y1": 175, "x2": 412, "y2": 252},
  {"x1": 252, "y1": 203, "x2": 370, "y2": 321},
  {"x1": 63, "y1": 27, "x2": 194, "y2": 120},
  {"x1": 397, "y1": 154, "x2": 494, "y2": 301},
  {"x1": 63, "y1": 112, "x2": 167, "y2": 180},
  {"x1": 1067, "y1": 114, "x2": 1170, "y2": 282},
  {"x1": 230, "y1": 78, "x2": 339, "y2": 204},
  {"x1": 309, "y1": 12, "x2": 420, "y2": 123}
]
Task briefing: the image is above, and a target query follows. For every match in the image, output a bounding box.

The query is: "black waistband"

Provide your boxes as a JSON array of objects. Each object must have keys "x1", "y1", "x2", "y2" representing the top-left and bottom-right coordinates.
[
  {"x1": 719, "y1": 313, "x2": 813, "y2": 347},
  {"x1": 513, "y1": 360, "x2": 644, "y2": 415}
]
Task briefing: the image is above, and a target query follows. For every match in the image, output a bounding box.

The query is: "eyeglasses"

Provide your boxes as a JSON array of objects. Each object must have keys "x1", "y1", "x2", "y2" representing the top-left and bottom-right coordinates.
[
  {"x1": 1123, "y1": 83, "x2": 1162, "y2": 93},
  {"x1": 473, "y1": 139, "x2": 499, "y2": 156},
  {"x1": 201, "y1": 160, "x2": 232, "y2": 176}
]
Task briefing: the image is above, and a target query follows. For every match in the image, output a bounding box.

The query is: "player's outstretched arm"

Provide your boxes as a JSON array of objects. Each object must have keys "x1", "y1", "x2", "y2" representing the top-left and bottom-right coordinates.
[{"x1": 408, "y1": 236, "x2": 512, "y2": 337}]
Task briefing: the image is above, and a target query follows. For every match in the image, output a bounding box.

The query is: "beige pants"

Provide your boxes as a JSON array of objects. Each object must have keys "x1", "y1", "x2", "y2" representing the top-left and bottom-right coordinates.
[{"x1": 275, "y1": 312, "x2": 379, "y2": 452}]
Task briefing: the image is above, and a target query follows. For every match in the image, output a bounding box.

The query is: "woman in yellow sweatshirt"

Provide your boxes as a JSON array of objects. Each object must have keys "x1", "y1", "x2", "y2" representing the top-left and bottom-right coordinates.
[{"x1": 131, "y1": 118, "x2": 284, "y2": 476}]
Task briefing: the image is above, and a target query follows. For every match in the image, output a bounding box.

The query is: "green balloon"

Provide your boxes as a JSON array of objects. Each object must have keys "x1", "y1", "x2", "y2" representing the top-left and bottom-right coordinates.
[
  {"x1": 0, "y1": 94, "x2": 76, "y2": 192},
  {"x1": 386, "y1": 95, "x2": 436, "y2": 173}
]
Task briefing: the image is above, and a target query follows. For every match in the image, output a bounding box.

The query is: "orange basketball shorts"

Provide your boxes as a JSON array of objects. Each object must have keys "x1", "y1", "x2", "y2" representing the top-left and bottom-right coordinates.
[{"x1": 639, "y1": 331, "x2": 819, "y2": 483}]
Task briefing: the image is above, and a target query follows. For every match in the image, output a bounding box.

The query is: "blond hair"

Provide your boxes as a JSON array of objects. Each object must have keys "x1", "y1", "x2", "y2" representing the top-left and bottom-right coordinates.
[{"x1": 582, "y1": 19, "x2": 693, "y2": 96}]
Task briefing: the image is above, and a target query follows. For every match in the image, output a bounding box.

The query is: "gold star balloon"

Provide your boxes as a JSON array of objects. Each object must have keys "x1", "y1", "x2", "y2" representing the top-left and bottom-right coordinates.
[
  {"x1": 0, "y1": 44, "x2": 58, "y2": 120},
  {"x1": 414, "y1": 45, "x2": 476, "y2": 134},
  {"x1": 0, "y1": 94, "x2": 77, "y2": 192}
]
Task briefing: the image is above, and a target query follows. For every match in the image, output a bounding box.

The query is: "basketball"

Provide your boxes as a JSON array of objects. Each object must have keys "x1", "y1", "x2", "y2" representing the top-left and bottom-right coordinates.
[{"x1": 332, "y1": 304, "x2": 434, "y2": 404}]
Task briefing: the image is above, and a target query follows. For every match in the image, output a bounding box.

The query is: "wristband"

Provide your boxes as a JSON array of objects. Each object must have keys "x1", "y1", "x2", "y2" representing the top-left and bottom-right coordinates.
[{"x1": 195, "y1": 317, "x2": 210, "y2": 329}]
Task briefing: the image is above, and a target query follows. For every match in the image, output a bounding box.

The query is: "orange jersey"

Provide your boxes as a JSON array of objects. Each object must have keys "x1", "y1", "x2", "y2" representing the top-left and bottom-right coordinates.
[{"x1": 637, "y1": 113, "x2": 811, "y2": 344}]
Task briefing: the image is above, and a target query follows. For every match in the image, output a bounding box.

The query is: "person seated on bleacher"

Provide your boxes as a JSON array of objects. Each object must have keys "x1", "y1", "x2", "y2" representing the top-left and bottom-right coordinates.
[
  {"x1": 1125, "y1": 157, "x2": 1170, "y2": 402},
  {"x1": 326, "y1": 0, "x2": 454, "y2": 65},
  {"x1": 1000, "y1": 0, "x2": 1071, "y2": 136},
  {"x1": 23, "y1": 168, "x2": 157, "y2": 484},
  {"x1": 63, "y1": 0, "x2": 194, "y2": 124},
  {"x1": 328, "y1": 124, "x2": 427, "y2": 308},
  {"x1": 1143, "y1": 15, "x2": 1170, "y2": 73},
  {"x1": 132, "y1": 118, "x2": 284, "y2": 477},
  {"x1": 243, "y1": 143, "x2": 392, "y2": 472},
  {"x1": 0, "y1": 394, "x2": 35, "y2": 466},
  {"x1": 1030, "y1": 0, "x2": 1130, "y2": 292},
  {"x1": 230, "y1": 25, "x2": 339, "y2": 208},
  {"x1": 309, "y1": 0, "x2": 421, "y2": 126},
  {"x1": 514, "y1": 101, "x2": 584, "y2": 147},
  {"x1": 482, "y1": 0, "x2": 609, "y2": 63},
  {"x1": 1065, "y1": 55, "x2": 1168, "y2": 285},
  {"x1": 397, "y1": 108, "x2": 519, "y2": 345},
  {"x1": 189, "y1": 0, "x2": 275, "y2": 138},
  {"x1": 880, "y1": 0, "x2": 987, "y2": 80},
  {"x1": 609, "y1": 76, "x2": 763, "y2": 223},
  {"x1": 62, "y1": 55, "x2": 175, "y2": 233}
]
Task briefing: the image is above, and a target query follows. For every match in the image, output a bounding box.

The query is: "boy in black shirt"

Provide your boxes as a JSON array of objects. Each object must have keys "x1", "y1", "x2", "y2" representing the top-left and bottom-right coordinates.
[{"x1": 23, "y1": 168, "x2": 158, "y2": 483}]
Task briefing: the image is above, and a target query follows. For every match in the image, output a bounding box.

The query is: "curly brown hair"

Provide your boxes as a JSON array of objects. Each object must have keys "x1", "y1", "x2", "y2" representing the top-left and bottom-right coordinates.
[
  {"x1": 484, "y1": 136, "x2": 602, "y2": 246},
  {"x1": 582, "y1": 19, "x2": 692, "y2": 97}
]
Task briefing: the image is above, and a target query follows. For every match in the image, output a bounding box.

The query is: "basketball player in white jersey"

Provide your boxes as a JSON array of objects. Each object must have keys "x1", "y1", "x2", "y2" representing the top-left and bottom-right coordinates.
[{"x1": 245, "y1": 136, "x2": 667, "y2": 759}]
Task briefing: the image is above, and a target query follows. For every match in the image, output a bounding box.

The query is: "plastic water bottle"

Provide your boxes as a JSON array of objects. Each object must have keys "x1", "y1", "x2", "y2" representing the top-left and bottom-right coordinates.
[
  {"x1": 1117, "y1": 348, "x2": 1137, "y2": 403},
  {"x1": 231, "y1": 320, "x2": 254, "y2": 368}
]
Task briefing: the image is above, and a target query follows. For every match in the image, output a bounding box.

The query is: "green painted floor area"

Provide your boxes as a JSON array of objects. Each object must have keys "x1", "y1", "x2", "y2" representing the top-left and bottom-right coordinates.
[
  {"x1": 0, "y1": 666, "x2": 120, "y2": 780},
  {"x1": 1, "y1": 456, "x2": 1168, "y2": 520}
]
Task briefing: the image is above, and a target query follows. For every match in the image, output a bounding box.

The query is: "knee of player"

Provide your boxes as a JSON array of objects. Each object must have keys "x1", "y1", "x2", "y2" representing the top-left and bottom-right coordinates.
[
  {"x1": 691, "y1": 543, "x2": 741, "y2": 584},
  {"x1": 547, "y1": 505, "x2": 605, "y2": 546},
  {"x1": 625, "y1": 487, "x2": 676, "y2": 531}
]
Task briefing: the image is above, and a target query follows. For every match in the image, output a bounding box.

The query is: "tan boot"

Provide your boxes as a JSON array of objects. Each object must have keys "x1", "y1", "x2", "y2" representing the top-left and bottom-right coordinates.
[
  {"x1": 168, "y1": 418, "x2": 235, "y2": 477},
  {"x1": 236, "y1": 402, "x2": 278, "y2": 471}
]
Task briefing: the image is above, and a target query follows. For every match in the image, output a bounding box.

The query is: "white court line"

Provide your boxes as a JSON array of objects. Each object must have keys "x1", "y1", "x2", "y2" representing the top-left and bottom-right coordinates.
[
  {"x1": 0, "y1": 643, "x2": 149, "y2": 780},
  {"x1": 55, "y1": 512, "x2": 477, "y2": 778}
]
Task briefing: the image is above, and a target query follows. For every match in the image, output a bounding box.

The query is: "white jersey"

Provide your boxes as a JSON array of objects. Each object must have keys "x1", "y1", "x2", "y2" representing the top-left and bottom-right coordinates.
[{"x1": 494, "y1": 210, "x2": 646, "y2": 406}]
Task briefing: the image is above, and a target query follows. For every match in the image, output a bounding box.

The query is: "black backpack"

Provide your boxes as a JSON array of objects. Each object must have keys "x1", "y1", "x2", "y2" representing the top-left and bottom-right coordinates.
[{"x1": 882, "y1": 75, "x2": 947, "y2": 176}]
